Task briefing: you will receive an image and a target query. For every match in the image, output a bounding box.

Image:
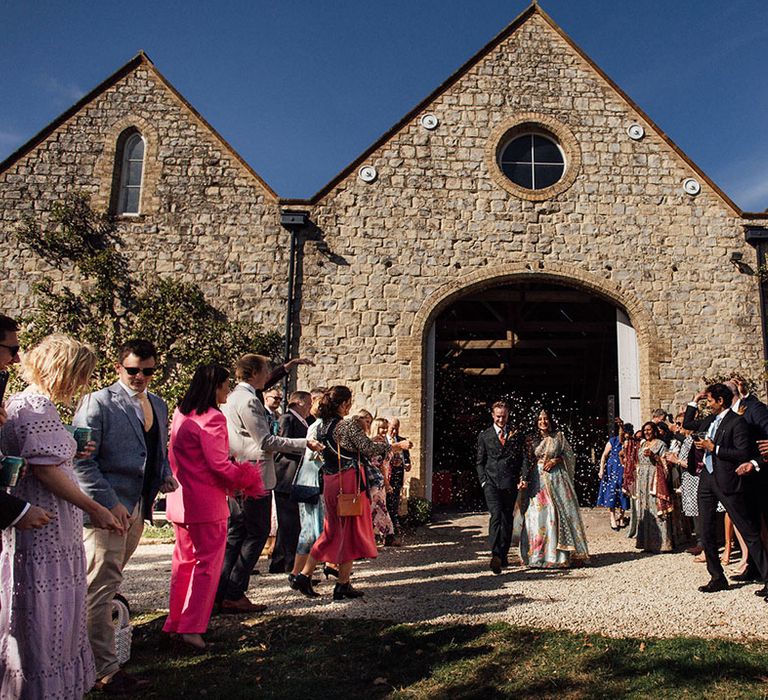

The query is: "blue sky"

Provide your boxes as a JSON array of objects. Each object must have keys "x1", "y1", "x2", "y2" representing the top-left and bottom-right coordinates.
[{"x1": 2, "y1": 1, "x2": 767, "y2": 209}]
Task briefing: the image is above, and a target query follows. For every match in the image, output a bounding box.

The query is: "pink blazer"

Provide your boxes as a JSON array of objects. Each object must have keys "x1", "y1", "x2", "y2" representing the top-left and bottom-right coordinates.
[{"x1": 165, "y1": 407, "x2": 264, "y2": 524}]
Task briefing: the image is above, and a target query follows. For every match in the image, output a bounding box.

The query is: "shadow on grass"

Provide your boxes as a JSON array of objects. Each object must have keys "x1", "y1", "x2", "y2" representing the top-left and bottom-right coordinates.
[{"x1": 104, "y1": 614, "x2": 768, "y2": 700}]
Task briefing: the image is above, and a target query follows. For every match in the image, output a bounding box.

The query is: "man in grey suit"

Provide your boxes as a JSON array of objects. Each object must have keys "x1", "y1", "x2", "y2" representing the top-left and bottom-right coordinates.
[
  {"x1": 217, "y1": 354, "x2": 322, "y2": 613},
  {"x1": 73, "y1": 339, "x2": 177, "y2": 693},
  {"x1": 476, "y1": 401, "x2": 527, "y2": 575}
]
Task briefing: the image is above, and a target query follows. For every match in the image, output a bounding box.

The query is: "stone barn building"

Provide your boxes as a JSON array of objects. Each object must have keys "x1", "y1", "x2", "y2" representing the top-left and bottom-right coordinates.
[{"x1": 2, "y1": 5, "x2": 767, "y2": 501}]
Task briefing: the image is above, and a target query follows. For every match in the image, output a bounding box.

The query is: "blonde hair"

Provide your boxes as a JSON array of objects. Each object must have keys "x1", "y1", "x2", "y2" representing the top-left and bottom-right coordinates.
[
  {"x1": 370, "y1": 416, "x2": 388, "y2": 438},
  {"x1": 22, "y1": 334, "x2": 97, "y2": 404}
]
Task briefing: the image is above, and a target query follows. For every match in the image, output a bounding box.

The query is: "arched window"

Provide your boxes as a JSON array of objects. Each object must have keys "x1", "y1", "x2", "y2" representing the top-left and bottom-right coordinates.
[{"x1": 116, "y1": 132, "x2": 145, "y2": 215}]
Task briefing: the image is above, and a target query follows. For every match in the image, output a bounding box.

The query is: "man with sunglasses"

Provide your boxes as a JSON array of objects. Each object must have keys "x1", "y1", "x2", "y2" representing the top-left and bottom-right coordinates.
[{"x1": 73, "y1": 339, "x2": 177, "y2": 693}]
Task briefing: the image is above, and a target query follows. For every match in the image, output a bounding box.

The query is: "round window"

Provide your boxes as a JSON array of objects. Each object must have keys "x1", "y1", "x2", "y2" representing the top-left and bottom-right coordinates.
[{"x1": 498, "y1": 133, "x2": 565, "y2": 190}]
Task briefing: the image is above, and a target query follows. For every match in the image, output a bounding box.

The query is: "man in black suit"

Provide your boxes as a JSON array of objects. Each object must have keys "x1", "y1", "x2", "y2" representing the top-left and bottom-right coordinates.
[
  {"x1": 726, "y1": 378, "x2": 768, "y2": 580},
  {"x1": 476, "y1": 401, "x2": 526, "y2": 575},
  {"x1": 0, "y1": 314, "x2": 52, "y2": 531},
  {"x1": 685, "y1": 383, "x2": 768, "y2": 597},
  {"x1": 270, "y1": 390, "x2": 312, "y2": 574}
]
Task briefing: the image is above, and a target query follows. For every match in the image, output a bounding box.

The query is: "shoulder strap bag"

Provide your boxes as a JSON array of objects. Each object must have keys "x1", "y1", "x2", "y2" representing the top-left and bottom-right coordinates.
[
  {"x1": 336, "y1": 444, "x2": 363, "y2": 517},
  {"x1": 289, "y1": 454, "x2": 321, "y2": 505}
]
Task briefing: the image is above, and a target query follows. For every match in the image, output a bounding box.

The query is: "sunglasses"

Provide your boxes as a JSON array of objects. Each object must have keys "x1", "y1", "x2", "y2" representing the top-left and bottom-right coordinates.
[
  {"x1": 122, "y1": 366, "x2": 157, "y2": 376},
  {"x1": 0, "y1": 344, "x2": 20, "y2": 356}
]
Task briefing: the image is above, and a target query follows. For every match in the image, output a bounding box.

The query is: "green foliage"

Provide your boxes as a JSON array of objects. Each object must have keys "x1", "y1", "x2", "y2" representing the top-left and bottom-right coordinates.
[
  {"x1": 407, "y1": 495, "x2": 433, "y2": 526},
  {"x1": 13, "y1": 192, "x2": 282, "y2": 408}
]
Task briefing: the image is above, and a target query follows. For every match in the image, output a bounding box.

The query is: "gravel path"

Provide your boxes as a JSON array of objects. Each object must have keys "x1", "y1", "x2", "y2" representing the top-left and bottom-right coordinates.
[{"x1": 123, "y1": 509, "x2": 768, "y2": 641}]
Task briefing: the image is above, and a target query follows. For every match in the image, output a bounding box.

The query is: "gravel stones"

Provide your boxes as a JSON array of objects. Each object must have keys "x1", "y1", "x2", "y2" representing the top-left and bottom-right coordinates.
[{"x1": 122, "y1": 509, "x2": 767, "y2": 640}]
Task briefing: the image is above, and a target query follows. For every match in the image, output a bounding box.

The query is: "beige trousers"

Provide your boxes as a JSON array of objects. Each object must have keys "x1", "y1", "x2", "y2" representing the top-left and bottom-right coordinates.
[{"x1": 84, "y1": 503, "x2": 144, "y2": 678}]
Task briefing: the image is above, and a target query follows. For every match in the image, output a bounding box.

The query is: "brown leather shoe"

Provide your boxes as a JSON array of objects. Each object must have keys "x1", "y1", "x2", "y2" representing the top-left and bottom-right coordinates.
[
  {"x1": 490, "y1": 555, "x2": 502, "y2": 575},
  {"x1": 95, "y1": 669, "x2": 150, "y2": 695},
  {"x1": 220, "y1": 596, "x2": 267, "y2": 614},
  {"x1": 686, "y1": 545, "x2": 704, "y2": 555}
]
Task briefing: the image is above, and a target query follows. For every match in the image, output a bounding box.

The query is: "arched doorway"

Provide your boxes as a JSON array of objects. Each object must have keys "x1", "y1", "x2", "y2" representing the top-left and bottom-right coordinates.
[{"x1": 425, "y1": 279, "x2": 641, "y2": 508}]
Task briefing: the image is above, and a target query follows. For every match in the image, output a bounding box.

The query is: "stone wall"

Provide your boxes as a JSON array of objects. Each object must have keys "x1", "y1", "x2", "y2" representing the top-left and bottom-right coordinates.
[
  {"x1": 0, "y1": 59, "x2": 289, "y2": 332},
  {"x1": 0, "y1": 11, "x2": 762, "y2": 497},
  {"x1": 295, "y1": 13, "x2": 762, "y2": 492}
]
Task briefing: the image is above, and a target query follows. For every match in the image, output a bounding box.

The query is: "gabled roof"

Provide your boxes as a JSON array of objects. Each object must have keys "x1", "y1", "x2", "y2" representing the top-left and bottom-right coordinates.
[
  {"x1": 0, "y1": 51, "x2": 278, "y2": 201},
  {"x1": 282, "y1": 3, "x2": 742, "y2": 216}
]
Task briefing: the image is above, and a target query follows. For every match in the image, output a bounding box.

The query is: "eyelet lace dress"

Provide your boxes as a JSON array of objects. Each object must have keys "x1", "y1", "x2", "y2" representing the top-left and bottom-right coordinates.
[{"x1": 0, "y1": 390, "x2": 96, "y2": 699}]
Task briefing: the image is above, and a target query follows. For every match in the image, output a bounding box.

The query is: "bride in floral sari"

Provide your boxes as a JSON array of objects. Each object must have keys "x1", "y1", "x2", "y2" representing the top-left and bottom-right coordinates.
[{"x1": 512, "y1": 409, "x2": 589, "y2": 568}]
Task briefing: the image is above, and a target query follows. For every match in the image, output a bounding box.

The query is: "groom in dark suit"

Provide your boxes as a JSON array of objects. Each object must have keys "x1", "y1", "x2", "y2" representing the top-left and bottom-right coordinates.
[
  {"x1": 686, "y1": 383, "x2": 768, "y2": 597},
  {"x1": 476, "y1": 401, "x2": 526, "y2": 575}
]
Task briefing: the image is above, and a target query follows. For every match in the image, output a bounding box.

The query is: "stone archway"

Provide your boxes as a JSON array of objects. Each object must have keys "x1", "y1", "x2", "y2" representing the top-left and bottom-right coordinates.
[{"x1": 396, "y1": 261, "x2": 665, "y2": 499}]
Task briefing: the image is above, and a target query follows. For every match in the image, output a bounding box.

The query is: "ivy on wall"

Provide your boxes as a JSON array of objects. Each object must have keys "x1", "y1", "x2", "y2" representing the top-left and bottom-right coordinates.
[{"x1": 12, "y1": 192, "x2": 282, "y2": 411}]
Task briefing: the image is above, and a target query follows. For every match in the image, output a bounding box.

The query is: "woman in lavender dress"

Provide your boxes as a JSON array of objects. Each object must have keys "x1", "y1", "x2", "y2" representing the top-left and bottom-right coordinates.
[{"x1": 0, "y1": 335, "x2": 122, "y2": 699}]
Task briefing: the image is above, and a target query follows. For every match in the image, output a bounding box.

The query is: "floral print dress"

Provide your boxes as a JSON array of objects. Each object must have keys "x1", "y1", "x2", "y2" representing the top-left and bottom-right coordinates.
[{"x1": 512, "y1": 431, "x2": 589, "y2": 568}]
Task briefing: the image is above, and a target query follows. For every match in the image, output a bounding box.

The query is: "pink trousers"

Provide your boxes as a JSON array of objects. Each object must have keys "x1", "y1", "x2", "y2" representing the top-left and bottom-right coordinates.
[{"x1": 163, "y1": 519, "x2": 227, "y2": 635}]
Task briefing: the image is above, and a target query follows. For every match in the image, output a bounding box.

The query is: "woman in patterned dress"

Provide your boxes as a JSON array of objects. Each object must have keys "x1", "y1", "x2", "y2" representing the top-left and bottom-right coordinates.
[
  {"x1": 633, "y1": 421, "x2": 680, "y2": 553},
  {"x1": 367, "y1": 416, "x2": 395, "y2": 542},
  {"x1": 0, "y1": 335, "x2": 123, "y2": 699},
  {"x1": 513, "y1": 409, "x2": 589, "y2": 569},
  {"x1": 292, "y1": 387, "x2": 410, "y2": 600}
]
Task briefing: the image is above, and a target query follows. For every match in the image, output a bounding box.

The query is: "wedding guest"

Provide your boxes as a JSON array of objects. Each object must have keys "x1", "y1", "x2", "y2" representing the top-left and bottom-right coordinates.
[
  {"x1": 367, "y1": 416, "x2": 395, "y2": 544},
  {"x1": 271, "y1": 391, "x2": 313, "y2": 574},
  {"x1": 217, "y1": 355, "x2": 318, "y2": 613},
  {"x1": 292, "y1": 386, "x2": 410, "y2": 600},
  {"x1": 163, "y1": 364, "x2": 265, "y2": 650},
  {"x1": 386, "y1": 417, "x2": 411, "y2": 546},
  {"x1": 0, "y1": 334, "x2": 123, "y2": 698},
  {"x1": 289, "y1": 388, "x2": 327, "y2": 588},
  {"x1": 0, "y1": 314, "x2": 52, "y2": 531},
  {"x1": 634, "y1": 421, "x2": 679, "y2": 553},
  {"x1": 73, "y1": 339, "x2": 176, "y2": 693},
  {"x1": 595, "y1": 424, "x2": 629, "y2": 530}
]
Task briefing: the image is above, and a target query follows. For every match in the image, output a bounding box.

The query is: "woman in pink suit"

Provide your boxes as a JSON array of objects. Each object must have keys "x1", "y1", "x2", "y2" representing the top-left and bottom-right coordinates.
[{"x1": 163, "y1": 364, "x2": 263, "y2": 650}]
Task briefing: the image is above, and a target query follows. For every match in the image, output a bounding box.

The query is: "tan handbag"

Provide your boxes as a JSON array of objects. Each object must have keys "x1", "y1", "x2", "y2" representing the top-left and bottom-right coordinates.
[{"x1": 336, "y1": 445, "x2": 363, "y2": 517}]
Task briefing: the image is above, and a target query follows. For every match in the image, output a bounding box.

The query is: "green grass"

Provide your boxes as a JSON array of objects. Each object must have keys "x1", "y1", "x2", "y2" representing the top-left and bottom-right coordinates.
[{"x1": 96, "y1": 613, "x2": 768, "y2": 699}]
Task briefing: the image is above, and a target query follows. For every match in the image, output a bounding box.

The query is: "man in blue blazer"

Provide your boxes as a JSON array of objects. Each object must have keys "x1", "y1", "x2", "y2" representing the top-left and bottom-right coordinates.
[{"x1": 73, "y1": 339, "x2": 176, "y2": 693}]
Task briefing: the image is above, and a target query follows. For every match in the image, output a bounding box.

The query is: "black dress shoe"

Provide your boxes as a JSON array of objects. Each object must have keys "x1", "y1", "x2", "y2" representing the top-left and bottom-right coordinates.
[
  {"x1": 323, "y1": 565, "x2": 339, "y2": 579},
  {"x1": 698, "y1": 578, "x2": 729, "y2": 593},
  {"x1": 731, "y1": 569, "x2": 760, "y2": 583},
  {"x1": 490, "y1": 555, "x2": 502, "y2": 575},
  {"x1": 333, "y1": 582, "x2": 364, "y2": 601},
  {"x1": 293, "y1": 573, "x2": 320, "y2": 598},
  {"x1": 753, "y1": 585, "x2": 768, "y2": 597}
]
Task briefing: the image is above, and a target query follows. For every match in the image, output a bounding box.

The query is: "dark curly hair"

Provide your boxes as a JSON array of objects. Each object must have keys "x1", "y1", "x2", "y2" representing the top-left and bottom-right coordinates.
[{"x1": 316, "y1": 385, "x2": 353, "y2": 420}]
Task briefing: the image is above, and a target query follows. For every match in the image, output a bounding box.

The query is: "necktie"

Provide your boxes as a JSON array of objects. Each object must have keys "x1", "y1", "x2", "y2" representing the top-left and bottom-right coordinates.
[
  {"x1": 703, "y1": 415, "x2": 721, "y2": 474},
  {"x1": 137, "y1": 392, "x2": 154, "y2": 432},
  {"x1": 499, "y1": 429, "x2": 506, "y2": 446}
]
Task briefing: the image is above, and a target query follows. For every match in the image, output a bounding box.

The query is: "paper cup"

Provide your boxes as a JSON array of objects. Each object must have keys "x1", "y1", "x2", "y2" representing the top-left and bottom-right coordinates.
[
  {"x1": 65, "y1": 426, "x2": 93, "y2": 451},
  {"x1": 0, "y1": 456, "x2": 25, "y2": 488},
  {"x1": 74, "y1": 427, "x2": 93, "y2": 452}
]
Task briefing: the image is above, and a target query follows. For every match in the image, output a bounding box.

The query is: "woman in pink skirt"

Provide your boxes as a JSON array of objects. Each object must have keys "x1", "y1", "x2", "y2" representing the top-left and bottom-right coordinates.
[
  {"x1": 163, "y1": 364, "x2": 263, "y2": 650},
  {"x1": 292, "y1": 386, "x2": 411, "y2": 601}
]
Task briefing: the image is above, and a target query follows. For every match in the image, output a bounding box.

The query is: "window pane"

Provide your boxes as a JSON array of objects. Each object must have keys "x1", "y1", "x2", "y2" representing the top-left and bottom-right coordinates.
[
  {"x1": 501, "y1": 161, "x2": 533, "y2": 189},
  {"x1": 124, "y1": 187, "x2": 140, "y2": 214},
  {"x1": 500, "y1": 135, "x2": 532, "y2": 164},
  {"x1": 126, "y1": 136, "x2": 144, "y2": 160},
  {"x1": 533, "y1": 135, "x2": 563, "y2": 164},
  {"x1": 127, "y1": 160, "x2": 143, "y2": 186},
  {"x1": 533, "y1": 164, "x2": 564, "y2": 189}
]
